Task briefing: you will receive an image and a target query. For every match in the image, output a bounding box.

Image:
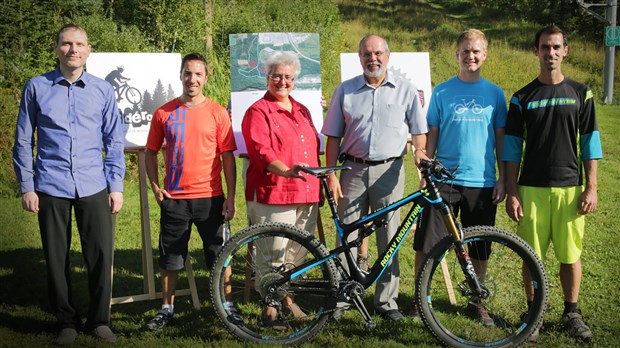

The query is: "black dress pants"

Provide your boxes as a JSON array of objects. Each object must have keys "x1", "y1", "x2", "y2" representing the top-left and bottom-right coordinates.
[{"x1": 37, "y1": 189, "x2": 114, "y2": 330}]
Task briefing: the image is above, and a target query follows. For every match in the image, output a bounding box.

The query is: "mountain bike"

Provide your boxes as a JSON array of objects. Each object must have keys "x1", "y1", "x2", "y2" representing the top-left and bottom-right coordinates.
[
  {"x1": 210, "y1": 159, "x2": 548, "y2": 347},
  {"x1": 455, "y1": 98, "x2": 483, "y2": 114},
  {"x1": 116, "y1": 80, "x2": 142, "y2": 105}
]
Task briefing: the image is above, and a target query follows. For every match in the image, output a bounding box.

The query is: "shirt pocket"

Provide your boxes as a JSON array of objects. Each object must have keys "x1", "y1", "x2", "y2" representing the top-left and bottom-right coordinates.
[{"x1": 385, "y1": 104, "x2": 405, "y2": 128}]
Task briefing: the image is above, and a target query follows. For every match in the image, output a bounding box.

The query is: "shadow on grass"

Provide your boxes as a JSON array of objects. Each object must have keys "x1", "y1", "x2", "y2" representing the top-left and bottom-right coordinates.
[
  {"x1": 0, "y1": 246, "x2": 441, "y2": 344},
  {"x1": 0, "y1": 247, "x2": 216, "y2": 336}
]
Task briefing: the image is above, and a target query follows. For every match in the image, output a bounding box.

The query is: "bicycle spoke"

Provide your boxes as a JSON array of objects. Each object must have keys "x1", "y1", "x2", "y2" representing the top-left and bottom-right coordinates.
[
  {"x1": 211, "y1": 222, "x2": 338, "y2": 345},
  {"x1": 417, "y1": 226, "x2": 548, "y2": 347}
]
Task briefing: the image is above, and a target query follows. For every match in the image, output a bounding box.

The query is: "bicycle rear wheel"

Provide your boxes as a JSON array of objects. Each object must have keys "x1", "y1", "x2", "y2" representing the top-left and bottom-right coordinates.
[
  {"x1": 417, "y1": 225, "x2": 548, "y2": 347},
  {"x1": 210, "y1": 222, "x2": 339, "y2": 345}
]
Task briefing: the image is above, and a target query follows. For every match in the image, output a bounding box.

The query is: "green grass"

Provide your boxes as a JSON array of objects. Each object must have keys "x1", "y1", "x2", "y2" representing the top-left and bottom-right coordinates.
[{"x1": 1, "y1": 105, "x2": 619, "y2": 347}]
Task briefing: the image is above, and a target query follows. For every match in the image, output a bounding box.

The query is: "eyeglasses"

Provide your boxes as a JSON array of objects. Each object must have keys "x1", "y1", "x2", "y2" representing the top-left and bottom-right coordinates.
[
  {"x1": 268, "y1": 74, "x2": 295, "y2": 83},
  {"x1": 361, "y1": 51, "x2": 386, "y2": 59}
]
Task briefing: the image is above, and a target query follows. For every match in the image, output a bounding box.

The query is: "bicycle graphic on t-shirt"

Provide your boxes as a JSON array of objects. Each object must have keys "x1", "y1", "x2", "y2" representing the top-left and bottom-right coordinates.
[{"x1": 454, "y1": 98, "x2": 483, "y2": 114}]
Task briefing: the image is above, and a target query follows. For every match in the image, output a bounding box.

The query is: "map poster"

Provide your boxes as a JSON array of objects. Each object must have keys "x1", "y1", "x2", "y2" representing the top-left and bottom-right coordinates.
[
  {"x1": 87, "y1": 53, "x2": 182, "y2": 149},
  {"x1": 339, "y1": 52, "x2": 432, "y2": 116},
  {"x1": 229, "y1": 32, "x2": 323, "y2": 155}
]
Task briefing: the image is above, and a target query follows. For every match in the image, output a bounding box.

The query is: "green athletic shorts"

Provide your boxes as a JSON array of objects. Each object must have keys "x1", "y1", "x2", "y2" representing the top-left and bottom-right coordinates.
[{"x1": 517, "y1": 185, "x2": 585, "y2": 264}]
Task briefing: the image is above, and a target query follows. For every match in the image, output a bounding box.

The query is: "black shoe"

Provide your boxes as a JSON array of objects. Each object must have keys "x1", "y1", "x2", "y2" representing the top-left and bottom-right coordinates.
[
  {"x1": 53, "y1": 327, "x2": 78, "y2": 345},
  {"x1": 407, "y1": 300, "x2": 420, "y2": 317},
  {"x1": 378, "y1": 309, "x2": 404, "y2": 322},
  {"x1": 89, "y1": 325, "x2": 116, "y2": 343},
  {"x1": 562, "y1": 309, "x2": 592, "y2": 341},
  {"x1": 146, "y1": 309, "x2": 174, "y2": 330},
  {"x1": 467, "y1": 302, "x2": 495, "y2": 327}
]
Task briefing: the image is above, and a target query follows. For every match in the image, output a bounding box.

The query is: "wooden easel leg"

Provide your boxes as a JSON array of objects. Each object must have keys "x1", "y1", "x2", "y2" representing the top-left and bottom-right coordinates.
[
  {"x1": 185, "y1": 258, "x2": 201, "y2": 309},
  {"x1": 440, "y1": 258, "x2": 457, "y2": 305},
  {"x1": 111, "y1": 149, "x2": 200, "y2": 308}
]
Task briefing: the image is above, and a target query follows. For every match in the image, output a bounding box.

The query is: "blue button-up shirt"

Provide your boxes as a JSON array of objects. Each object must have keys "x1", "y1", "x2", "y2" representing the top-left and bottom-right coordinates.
[
  {"x1": 13, "y1": 69, "x2": 125, "y2": 198},
  {"x1": 322, "y1": 73, "x2": 428, "y2": 160}
]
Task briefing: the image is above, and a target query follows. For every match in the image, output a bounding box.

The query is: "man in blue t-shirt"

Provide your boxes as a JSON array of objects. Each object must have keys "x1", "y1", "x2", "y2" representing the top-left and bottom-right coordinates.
[{"x1": 411, "y1": 29, "x2": 507, "y2": 327}]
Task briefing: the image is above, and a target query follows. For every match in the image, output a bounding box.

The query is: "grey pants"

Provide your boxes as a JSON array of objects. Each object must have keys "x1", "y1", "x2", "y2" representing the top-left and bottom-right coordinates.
[{"x1": 337, "y1": 158, "x2": 405, "y2": 312}]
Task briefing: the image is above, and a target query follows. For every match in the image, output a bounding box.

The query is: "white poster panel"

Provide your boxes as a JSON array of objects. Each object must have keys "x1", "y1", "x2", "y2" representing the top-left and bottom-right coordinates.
[
  {"x1": 88, "y1": 53, "x2": 183, "y2": 149},
  {"x1": 339, "y1": 52, "x2": 432, "y2": 116},
  {"x1": 229, "y1": 33, "x2": 323, "y2": 155}
]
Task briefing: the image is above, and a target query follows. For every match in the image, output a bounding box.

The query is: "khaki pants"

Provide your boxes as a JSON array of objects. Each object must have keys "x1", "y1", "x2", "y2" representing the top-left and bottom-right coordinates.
[{"x1": 247, "y1": 201, "x2": 318, "y2": 293}]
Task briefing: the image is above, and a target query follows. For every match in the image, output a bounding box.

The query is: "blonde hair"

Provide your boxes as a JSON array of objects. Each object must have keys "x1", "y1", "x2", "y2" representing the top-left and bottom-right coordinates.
[{"x1": 456, "y1": 29, "x2": 487, "y2": 50}]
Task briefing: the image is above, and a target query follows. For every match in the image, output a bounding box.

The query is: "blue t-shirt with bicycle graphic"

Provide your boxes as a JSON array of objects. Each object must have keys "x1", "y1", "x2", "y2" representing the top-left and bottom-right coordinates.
[{"x1": 427, "y1": 76, "x2": 507, "y2": 188}]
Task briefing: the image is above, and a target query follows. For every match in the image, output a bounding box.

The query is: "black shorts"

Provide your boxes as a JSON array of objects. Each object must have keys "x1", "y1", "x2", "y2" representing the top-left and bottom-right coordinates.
[
  {"x1": 413, "y1": 184, "x2": 496, "y2": 260},
  {"x1": 158, "y1": 195, "x2": 226, "y2": 270}
]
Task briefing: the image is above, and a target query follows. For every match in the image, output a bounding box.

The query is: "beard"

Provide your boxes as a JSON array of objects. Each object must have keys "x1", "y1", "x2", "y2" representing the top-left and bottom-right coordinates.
[{"x1": 364, "y1": 62, "x2": 386, "y2": 78}]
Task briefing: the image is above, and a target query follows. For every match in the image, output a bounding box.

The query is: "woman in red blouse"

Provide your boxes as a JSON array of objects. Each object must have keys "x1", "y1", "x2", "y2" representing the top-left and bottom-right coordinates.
[{"x1": 242, "y1": 51, "x2": 321, "y2": 329}]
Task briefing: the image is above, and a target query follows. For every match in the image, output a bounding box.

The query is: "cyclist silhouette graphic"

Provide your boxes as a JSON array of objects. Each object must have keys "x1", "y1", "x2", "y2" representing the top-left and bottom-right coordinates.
[{"x1": 105, "y1": 66, "x2": 142, "y2": 105}]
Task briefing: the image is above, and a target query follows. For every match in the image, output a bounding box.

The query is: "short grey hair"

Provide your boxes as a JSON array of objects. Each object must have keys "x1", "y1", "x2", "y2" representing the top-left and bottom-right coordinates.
[
  {"x1": 265, "y1": 51, "x2": 301, "y2": 76},
  {"x1": 358, "y1": 34, "x2": 390, "y2": 56}
]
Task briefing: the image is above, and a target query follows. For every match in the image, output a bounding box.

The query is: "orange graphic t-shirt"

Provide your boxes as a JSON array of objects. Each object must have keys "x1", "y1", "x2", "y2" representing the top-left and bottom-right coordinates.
[{"x1": 146, "y1": 98, "x2": 237, "y2": 199}]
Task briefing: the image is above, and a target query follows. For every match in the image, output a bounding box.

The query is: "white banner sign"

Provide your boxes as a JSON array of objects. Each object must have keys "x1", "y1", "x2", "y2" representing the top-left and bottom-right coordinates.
[
  {"x1": 88, "y1": 53, "x2": 182, "y2": 149},
  {"x1": 339, "y1": 52, "x2": 432, "y2": 116}
]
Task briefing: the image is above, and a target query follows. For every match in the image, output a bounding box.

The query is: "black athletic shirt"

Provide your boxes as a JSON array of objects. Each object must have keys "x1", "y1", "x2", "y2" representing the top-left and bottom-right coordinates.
[{"x1": 503, "y1": 78, "x2": 602, "y2": 187}]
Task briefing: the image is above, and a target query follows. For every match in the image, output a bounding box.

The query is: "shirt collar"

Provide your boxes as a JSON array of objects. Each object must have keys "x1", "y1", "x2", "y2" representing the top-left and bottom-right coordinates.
[
  {"x1": 263, "y1": 91, "x2": 301, "y2": 113},
  {"x1": 354, "y1": 72, "x2": 396, "y2": 91},
  {"x1": 51, "y1": 68, "x2": 88, "y2": 87}
]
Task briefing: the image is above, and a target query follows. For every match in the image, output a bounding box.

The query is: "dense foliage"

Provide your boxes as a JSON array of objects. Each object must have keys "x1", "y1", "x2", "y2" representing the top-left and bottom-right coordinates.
[{"x1": 0, "y1": 0, "x2": 342, "y2": 196}]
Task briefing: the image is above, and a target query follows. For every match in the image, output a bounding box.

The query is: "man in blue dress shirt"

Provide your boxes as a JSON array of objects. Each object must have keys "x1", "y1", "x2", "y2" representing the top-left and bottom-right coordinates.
[
  {"x1": 322, "y1": 34, "x2": 428, "y2": 322},
  {"x1": 12, "y1": 24, "x2": 125, "y2": 345}
]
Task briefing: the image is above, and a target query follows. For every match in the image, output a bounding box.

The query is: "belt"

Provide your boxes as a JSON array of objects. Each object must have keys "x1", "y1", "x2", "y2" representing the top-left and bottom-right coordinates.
[{"x1": 341, "y1": 153, "x2": 402, "y2": 166}]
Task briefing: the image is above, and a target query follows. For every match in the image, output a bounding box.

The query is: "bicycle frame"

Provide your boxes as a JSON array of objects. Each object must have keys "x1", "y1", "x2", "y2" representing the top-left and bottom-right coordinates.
[{"x1": 272, "y1": 163, "x2": 487, "y2": 302}]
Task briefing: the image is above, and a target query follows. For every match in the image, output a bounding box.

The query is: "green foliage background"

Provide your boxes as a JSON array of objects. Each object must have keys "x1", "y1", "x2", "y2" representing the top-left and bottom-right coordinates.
[{"x1": 0, "y1": 0, "x2": 342, "y2": 196}]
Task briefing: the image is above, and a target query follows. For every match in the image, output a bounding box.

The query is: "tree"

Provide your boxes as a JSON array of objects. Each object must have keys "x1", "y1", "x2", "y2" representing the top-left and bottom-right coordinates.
[
  {"x1": 167, "y1": 84, "x2": 176, "y2": 101},
  {"x1": 141, "y1": 90, "x2": 155, "y2": 114},
  {"x1": 152, "y1": 79, "x2": 167, "y2": 109}
]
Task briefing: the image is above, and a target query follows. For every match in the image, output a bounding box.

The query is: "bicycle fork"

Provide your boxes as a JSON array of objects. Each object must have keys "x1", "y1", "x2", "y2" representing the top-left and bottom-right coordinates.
[{"x1": 440, "y1": 203, "x2": 489, "y2": 300}]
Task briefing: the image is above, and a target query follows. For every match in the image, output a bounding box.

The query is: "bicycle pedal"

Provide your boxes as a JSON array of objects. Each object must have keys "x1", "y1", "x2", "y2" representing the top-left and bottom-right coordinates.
[{"x1": 365, "y1": 320, "x2": 376, "y2": 329}]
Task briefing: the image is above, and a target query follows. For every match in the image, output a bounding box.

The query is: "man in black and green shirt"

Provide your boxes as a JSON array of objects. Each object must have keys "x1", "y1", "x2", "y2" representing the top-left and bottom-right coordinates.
[{"x1": 503, "y1": 24, "x2": 602, "y2": 342}]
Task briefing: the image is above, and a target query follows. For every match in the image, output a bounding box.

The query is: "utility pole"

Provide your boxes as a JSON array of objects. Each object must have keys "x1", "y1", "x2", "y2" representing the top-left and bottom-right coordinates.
[
  {"x1": 579, "y1": 0, "x2": 617, "y2": 104},
  {"x1": 603, "y1": 0, "x2": 617, "y2": 104}
]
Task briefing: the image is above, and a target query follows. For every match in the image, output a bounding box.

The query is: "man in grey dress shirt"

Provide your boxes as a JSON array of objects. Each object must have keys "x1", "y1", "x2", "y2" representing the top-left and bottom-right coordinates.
[{"x1": 322, "y1": 34, "x2": 428, "y2": 321}]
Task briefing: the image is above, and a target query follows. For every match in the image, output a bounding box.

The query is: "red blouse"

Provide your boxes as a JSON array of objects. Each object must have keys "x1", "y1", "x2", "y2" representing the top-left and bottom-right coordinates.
[{"x1": 242, "y1": 92, "x2": 320, "y2": 204}]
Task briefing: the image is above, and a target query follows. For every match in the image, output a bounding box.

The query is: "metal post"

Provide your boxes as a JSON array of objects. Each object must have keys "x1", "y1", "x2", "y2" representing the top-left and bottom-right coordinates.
[{"x1": 603, "y1": 0, "x2": 617, "y2": 104}]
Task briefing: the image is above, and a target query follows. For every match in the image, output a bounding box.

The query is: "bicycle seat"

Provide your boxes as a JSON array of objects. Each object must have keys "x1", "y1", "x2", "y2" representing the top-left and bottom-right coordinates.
[{"x1": 299, "y1": 166, "x2": 351, "y2": 177}]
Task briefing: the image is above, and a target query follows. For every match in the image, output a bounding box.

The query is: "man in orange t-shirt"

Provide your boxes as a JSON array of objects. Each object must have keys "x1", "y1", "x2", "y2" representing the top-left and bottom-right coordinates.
[{"x1": 144, "y1": 53, "x2": 236, "y2": 330}]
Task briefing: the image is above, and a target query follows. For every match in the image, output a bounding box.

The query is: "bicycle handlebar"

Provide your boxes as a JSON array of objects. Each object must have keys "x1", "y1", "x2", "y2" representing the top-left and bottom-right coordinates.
[{"x1": 419, "y1": 159, "x2": 455, "y2": 181}]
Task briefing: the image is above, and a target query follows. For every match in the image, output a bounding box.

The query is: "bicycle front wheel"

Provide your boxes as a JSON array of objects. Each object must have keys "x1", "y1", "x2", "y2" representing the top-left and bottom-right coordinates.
[
  {"x1": 210, "y1": 222, "x2": 339, "y2": 345},
  {"x1": 417, "y1": 225, "x2": 548, "y2": 347}
]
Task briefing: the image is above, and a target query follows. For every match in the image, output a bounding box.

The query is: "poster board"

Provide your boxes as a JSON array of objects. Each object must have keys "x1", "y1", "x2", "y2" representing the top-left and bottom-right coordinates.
[
  {"x1": 87, "y1": 53, "x2": 183, "y2": 149},
  {"x1": 229, "y1": 32, "x2": 323, "y2": 155}
]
